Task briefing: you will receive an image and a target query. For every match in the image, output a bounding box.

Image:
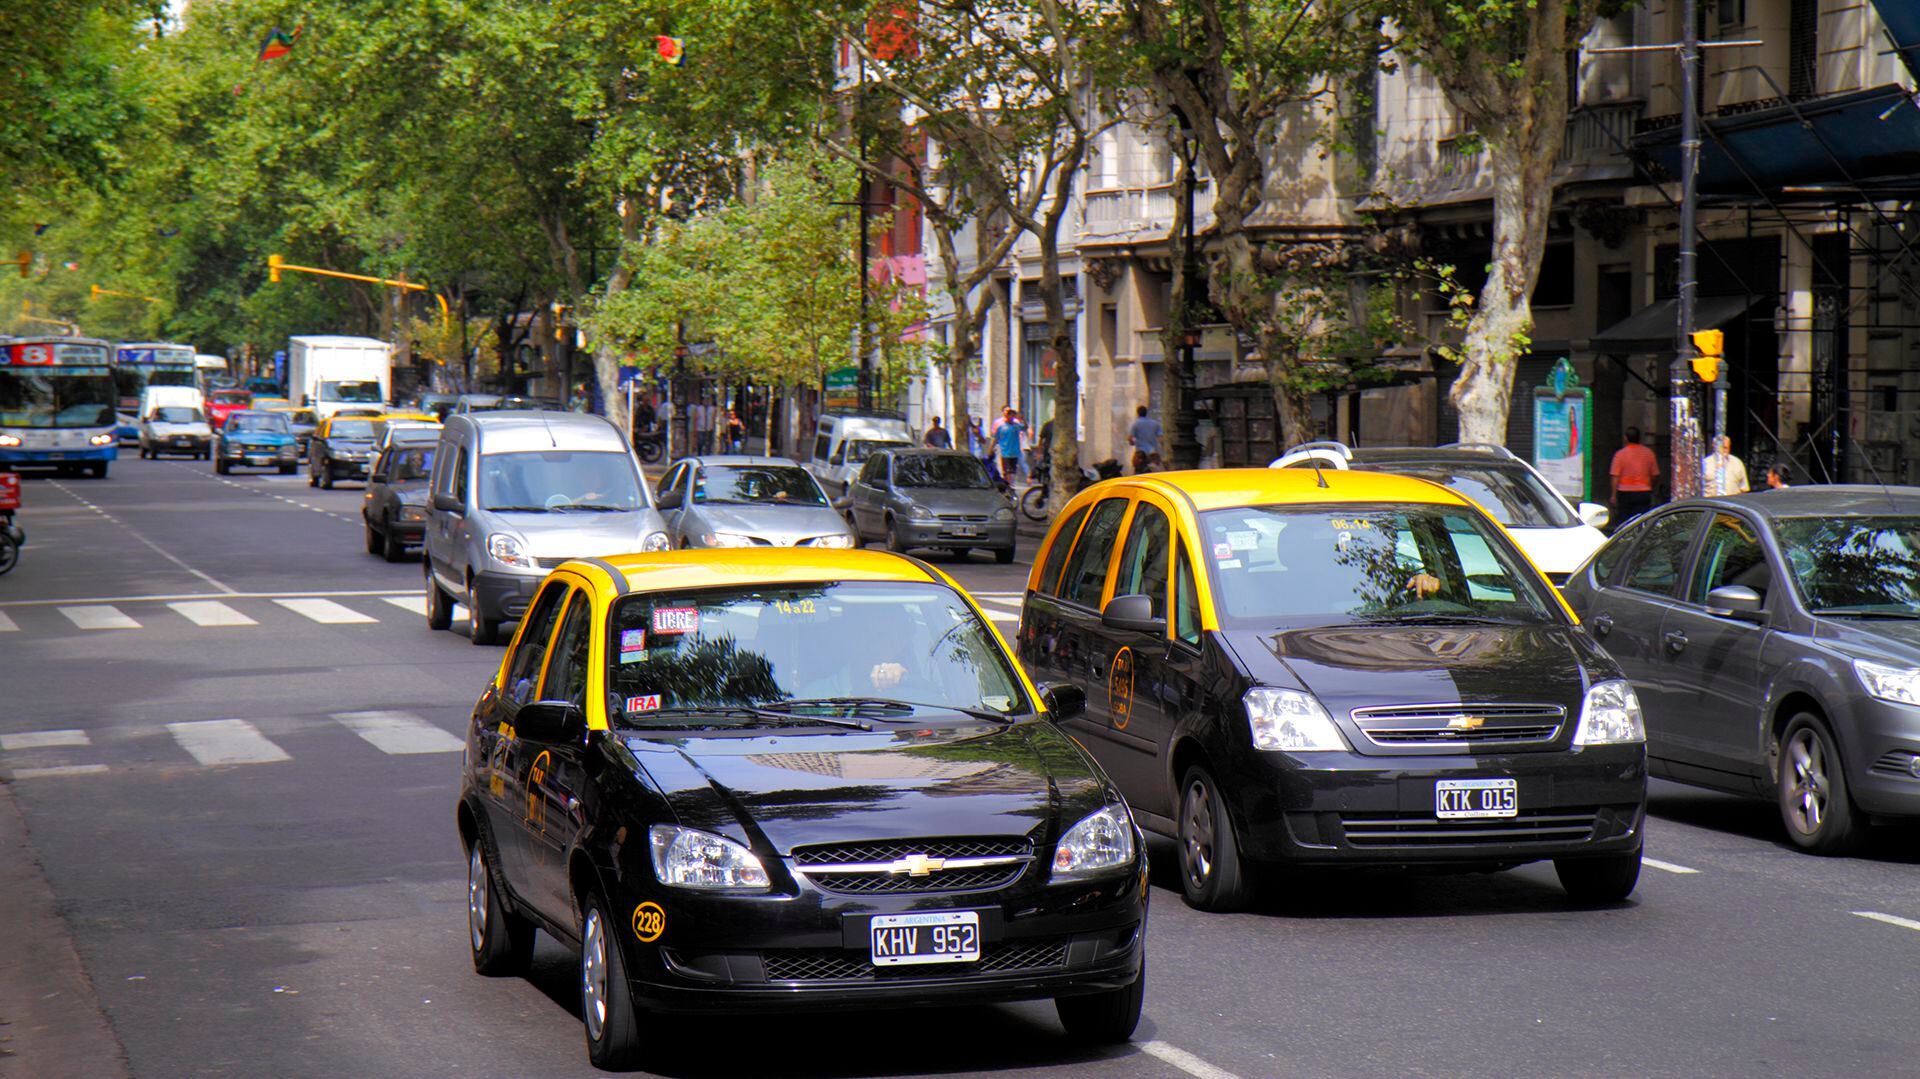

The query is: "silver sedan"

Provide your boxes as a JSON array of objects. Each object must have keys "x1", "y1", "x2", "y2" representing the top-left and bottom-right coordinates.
[{"x1": 654, "y1": 456, "x2": 857, "y2": 549}]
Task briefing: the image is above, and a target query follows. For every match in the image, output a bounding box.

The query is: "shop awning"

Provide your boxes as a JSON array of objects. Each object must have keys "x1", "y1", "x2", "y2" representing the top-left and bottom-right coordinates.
[
  {"x1": 1870, "y1": 0, "x2": 1920, "y2": 83},
  {"x1": 1590, "y1": 295, "x2": 1761, "y2": 354},
  {"x1": 1634, "y1": 85, "x2": 1920, "y2": 199}
]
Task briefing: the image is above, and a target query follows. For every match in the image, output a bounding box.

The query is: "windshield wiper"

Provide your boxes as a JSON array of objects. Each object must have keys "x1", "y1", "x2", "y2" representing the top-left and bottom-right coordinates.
[
  {"x1": 485, "y1": 505, "x2": 550, "y2": 513},
  {"x1": 552, "y1": 503, "x2": 630, "y2": 512},
  {"x1": 1370, "y1": 613, "x2": 1528, "y2": 626},
  {"x1": 635, "y1": 705, "x2": 871, "y2": 731},
  {"x1": 765, "y1": 697, "x2": 1014, "y2": 723}
]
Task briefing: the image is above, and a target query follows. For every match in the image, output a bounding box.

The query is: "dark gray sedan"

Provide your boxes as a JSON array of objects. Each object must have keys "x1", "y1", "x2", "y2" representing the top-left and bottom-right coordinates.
[
  {"x1": 362, "y1": 442, "x2": 434, "y2": 561},
  {"x1": 1558, "y1": 485, "x2": 1920, "y2": 852},
  {"x1": 654, "y1": 456, "x2": 855, "y2": 549},
  {"x1": 847, "y1": 449, "x2": 1016, "y2": 563}
]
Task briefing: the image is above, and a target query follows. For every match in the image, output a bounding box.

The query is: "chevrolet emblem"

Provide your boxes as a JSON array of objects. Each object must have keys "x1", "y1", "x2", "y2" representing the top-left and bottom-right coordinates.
[
  {"x1": 1447, "y1": 714, "x2": 1485, "y2": 731},
  {"x1": 892, "y1": 854, "x2": 946, "y2": 877}
]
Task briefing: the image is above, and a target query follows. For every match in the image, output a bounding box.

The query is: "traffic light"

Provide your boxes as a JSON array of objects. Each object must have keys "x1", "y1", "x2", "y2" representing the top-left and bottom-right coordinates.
[
  {"x1": 268, "y1": 253, "x2": 283, "y2": 283},
  {"x1": 15, "y1": 252, "x2": 28, "y2": 278},
  {"x1": 89, "y1": 284, "x2": 102, "y2": 300},
  {"x1": 1690, "y1": 328, "x2": 1724, "y2": 383}
]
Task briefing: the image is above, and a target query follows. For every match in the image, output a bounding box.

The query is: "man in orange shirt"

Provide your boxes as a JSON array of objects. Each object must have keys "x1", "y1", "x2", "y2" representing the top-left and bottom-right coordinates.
[{"x1": 1609, "y1": 426, "x2": 1659, "y2": 525}]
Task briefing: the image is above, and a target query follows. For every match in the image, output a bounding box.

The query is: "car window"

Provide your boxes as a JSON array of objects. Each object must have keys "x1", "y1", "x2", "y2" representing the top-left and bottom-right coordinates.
[
  {"x1": 1620, "y1": 511, "x2": 1703, "y2": 597},
  {"x1": 327, "y1": 419, "x2": 374, "y2": 439},
  {"x1": 540, "y1": 591, "x2": 594, "y2": 706},
  {"x1": 1688, "y1": 513, "x2": 1772, "y2": 605},
  {"x1": 1366, "y1": 462, "x2": 1575, "y2": 528},
  {"x1": 1057, "y1": 498, "x2": 1129, "y2": 607},
  {"x1": 1038, "y1": 504, "x2": 1090, "y2": 595},
  {"x1": 454, "y1": 448, "x2": 470, "y2": 504},
  {"x1": 1590, "y1": 521, "x2": 1641, "y2": 584},
  {"x1": 388, "y1": 446, "x2": 434, "y2": 482},
  {"x1": 859, "y1": 455, "x2": 887, "y2": 485},
  {"x1": 477, "y1": 451, "x2": 642, "y2": 512},
  {"x1": 813, "y1": 433, "x2": 831, "y2": 461},
  {"x1": 1114, "y1": 501, "x2": 1172, "y2": 618},
  {"x1": 1175, "y1": 547, "x2": 1201, "y2": 645},
  {"x1": 1775, "y1": 515, "x2": 1920, "y2": 615},
  {"x1": 504, "y1": 583, "x2": 569, "y2": 705},
  {"x1": 692, "y1": 464, "x2": 826, "y2": 505},
  {"x1": 894, "y1": 454, "x2": 992, "y2": 489}
]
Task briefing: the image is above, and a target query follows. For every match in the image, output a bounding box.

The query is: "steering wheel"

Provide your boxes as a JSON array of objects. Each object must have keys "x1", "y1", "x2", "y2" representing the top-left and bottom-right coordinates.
[{"x1": 544, "y1": 492, "x2": 573, "y2": 509}]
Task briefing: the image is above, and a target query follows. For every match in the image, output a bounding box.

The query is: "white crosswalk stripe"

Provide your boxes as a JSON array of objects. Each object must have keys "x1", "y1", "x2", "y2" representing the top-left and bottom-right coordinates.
[
  {"x1": 333, "y1": 711, "x2": 463, "y2": 755},
  {"x1": 382, "y1": 595, "x2": 425, "y2": 615},
  {"x1": 169, "y1": 600, "x2": 258, "y2": 627},
  {"x1": 59, "y1": 604, "x2": 141, "y2": 630},
  {"x1": 166, "y1": 719, "x2": 291, "y2": 766},
  {"x1": 0, "y1": 610, "x2": 16, "y2": 632},
  {"x1": 274, "y1": 598, "x2": 377, "y2": 624},
  {"x1": 0, "y1": 729, "x2": 90, "y2": 751}
]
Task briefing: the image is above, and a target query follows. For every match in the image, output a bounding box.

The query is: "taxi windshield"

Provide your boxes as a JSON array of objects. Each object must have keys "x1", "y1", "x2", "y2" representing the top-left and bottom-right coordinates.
[
  {"x1": 327, "y1": 419, "x2": 374, "y2": 439},
  {"x1": 1198, "y1": 502, "x2": 1561, "y2": 628},
  {"x1": 227, "y1": 413, "x2": 290, "y2": 434},
  {"x1": 695, "y1": 464, "x2": 825, "y2": 506},
  {"x1": 606, "y1": 582, "x2": 1029, "y2": 724}
]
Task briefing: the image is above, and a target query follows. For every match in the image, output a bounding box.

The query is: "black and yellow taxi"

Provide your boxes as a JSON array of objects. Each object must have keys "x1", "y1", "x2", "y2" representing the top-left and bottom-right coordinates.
[
  {"x1": 457, "y1": 548, "x2": 1147, "y2": 1070},
  {"x1": 1018, "y1": 468, "x2": 1648, "y2": 911}
]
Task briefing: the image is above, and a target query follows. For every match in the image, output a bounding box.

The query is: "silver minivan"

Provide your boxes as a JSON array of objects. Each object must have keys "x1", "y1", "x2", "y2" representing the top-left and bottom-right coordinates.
[
  {"x1": 804, "y1": 410, "x2": 914, "y2": 497},
  {"x1": 423, "y1": 412, "x2": 669, "y2": 644}
]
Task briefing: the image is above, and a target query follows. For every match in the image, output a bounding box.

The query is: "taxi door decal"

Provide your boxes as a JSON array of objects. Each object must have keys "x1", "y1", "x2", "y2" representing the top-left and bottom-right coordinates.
[
  {"x1": 1109, "y1": 646, "x2": 1135, "y2": 730},
  {"x1": 525, "y1": 749, "x2": 551, "y2": 836}
]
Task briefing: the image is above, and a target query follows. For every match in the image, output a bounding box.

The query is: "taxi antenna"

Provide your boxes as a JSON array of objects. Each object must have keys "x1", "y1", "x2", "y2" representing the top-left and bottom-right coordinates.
[{"x1": 1309, "y1": 454, "x2": 1328, "y2": 489}]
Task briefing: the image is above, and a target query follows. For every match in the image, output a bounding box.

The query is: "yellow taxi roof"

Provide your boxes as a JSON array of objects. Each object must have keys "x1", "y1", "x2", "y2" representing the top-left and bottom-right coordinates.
[
  {"x1": 1127, "y1": 467, "x2": 1469, "y2": 512},
  {"x1": 584, "y1": 548, "x2": 941, "y2": 595},
  {"x1": 378, "y1": 411, "x2": 440, "y2": 423}
]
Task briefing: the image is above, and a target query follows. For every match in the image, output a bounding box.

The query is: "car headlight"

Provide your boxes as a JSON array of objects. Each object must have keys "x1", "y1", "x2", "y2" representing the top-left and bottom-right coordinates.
[
  {"x1": 90, "y1": 433, "x2": 116, "y2": 446},
  {"x1": 1855, "y1": 660, "x2": 1920, "y2": 705},
  {"x1": 699, "y1": 531, "x2": 756, "y2": 548},
  {"x1": 1051, "y1": 802, "x2": 1136, "y2": 880},
  {"x1": 1573, "y1": 679, "x2": 1646, "y2": 745},
  {"x1": 994, "y1": 506, "x2": 1015, "y2": 522},
  {"x1": 640, "y1": 530, "x2": 670, "y2": 553},
  {"x1": 908, "y1": 503, "x2": 934, "y2": 520},
  {"x1": 0, "y1": 434, "x2": 21, "y2": 447},
  {"x1": 398, "y1": 505, "x2": 426, "y2": 522},
  {"x1": 1244, "y1": 687, "x2": 1348, "y2": 751},
  {"x1": 486, "y1": 532, "x2": 534, "y2": 569},
  {"x1": 806, "y1": 533, "x2": 854, "y2": 548},
  {"x1": 649, "y1": 824, "x2": 770, "y2": 890}
]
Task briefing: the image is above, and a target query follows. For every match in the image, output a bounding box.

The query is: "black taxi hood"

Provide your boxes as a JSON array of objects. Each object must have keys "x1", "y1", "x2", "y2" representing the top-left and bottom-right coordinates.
[
  {"x1": 623, "y1": 720, "x2": 1107, "y2": 856},
  {"x1": 1220, "y1": 622, "x2": 1605, "y2": 719}
]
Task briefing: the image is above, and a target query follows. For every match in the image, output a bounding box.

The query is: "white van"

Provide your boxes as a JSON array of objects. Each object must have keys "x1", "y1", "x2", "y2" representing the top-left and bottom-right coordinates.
[{"x1": 804, "y1": 411, "x2": 914, "y2": 496}]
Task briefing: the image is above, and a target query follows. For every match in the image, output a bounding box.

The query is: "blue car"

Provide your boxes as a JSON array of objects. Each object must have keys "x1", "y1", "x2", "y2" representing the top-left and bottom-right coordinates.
[{"x1": 213, "y1": 410, "x2": 298, "y2": 474}]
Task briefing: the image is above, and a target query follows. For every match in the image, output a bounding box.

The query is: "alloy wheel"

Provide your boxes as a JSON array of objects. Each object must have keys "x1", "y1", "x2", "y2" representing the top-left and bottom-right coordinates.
[
  {"x1": 581, "y1": 907, "x2": 609, "y2": 1042},
  {"x1": 1784, "y1": 729, "x2": 1829, "y2": 836},
  {"x1": 467, "y1": 844, "x2": 488, "y2": 953},
  {"x1": 1182, "y1": 778, "x2": 1214, "y2": 887}
]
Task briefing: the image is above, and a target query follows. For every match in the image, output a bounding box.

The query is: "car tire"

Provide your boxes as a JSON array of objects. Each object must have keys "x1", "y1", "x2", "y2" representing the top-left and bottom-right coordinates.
[
  {"x1": 425, "y1": 565, "x2": 454, "y2": 631},
  {"x1": 1778, "y1": 714, "x2": 1860, "y2": 854},
  {"x1": 1554, "y1": 847, "x2": 1642, "y2": 904},
  {"x1": 467, "y1": 839, "x2": 533, "y2": 976},
  {"x1": 365, "y1": 521, "x2": 383, "y2": 555},
  {"x1": 382, "y1": 525, "x2": 405, "y2": 563},
  {"x1": 307, "y1": 465, "x2": 318, "y2": 487},
  {"x1": 845, "y1": 513, "x2": 863, "y2": 548},
  {"x1": 886, "y1": 516, "x2": 908, "y2": 554},
  {"x1": 88, "y1": 462, "x2": 107, "y2": 479},
  {"x1": 1177, "y1": 765, "x2": 1252, "y2": 912},
  {"x1": 581, "y1": 892, "x2": 646, "y2": 1070},
  {"x1": 320, "y1": 464, "x2": 334, "y2": 490},
  {"x1": 1055, "y1": 960, "x2": 1145, "y2": 1043},
  {"x1": 467, "y1": 581, "x2": 498, "y2": 646},
  {"x1": 995, "y1": 545, "x2": 1016, "y2": 565},
  {"x1": 278, "y1": 464, "x2": 295, "y2": 475},
  {"x1": 215, "y1": 458, "x2": 229, "y2": 475}
]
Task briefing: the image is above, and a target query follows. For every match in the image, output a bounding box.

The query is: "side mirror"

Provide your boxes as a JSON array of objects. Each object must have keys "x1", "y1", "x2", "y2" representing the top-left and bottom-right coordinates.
[
  {"x1": 655, "y1": 490, "x2": 682, "y2": 510},
  {"x1": 370, "y1": 470, "x2": 388, "y2": 483},
  {"x1": 1037, "y1": 682, "x2": 1086, "y2": 721},
  {"x1": 1705, "y1": 584, "x2": 1765, "y2": 621},
  {"x1": 1577, "y1": 502, "x2": 1611, "y2": 529},
  {"x1": 516, "y1": 700, "x2": 586, "y2": 744},
  {"x1": 431, "y1": 490, "x2": 465, "y2": 512},
  {"x1": 1101, "y1": 593, "x2": 1166, "y2": 635},
  {"x1": 831, "y1": 495, "x2": 852, "y2": 512}
]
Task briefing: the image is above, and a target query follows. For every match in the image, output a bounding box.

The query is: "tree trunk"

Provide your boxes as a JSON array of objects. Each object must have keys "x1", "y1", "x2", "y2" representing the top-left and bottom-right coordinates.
[
  {"x1": 1449, "y1": 141, "x2": 1554, "y2": 445},
  {"x1": 592, "y1": 198, "x2": 645, "y2": 443}
]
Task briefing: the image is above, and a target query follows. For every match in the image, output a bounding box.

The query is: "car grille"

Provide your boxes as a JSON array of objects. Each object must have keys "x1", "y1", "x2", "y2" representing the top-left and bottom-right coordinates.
[
  {"x1": 1339, "y1": 810, "x2": 1599, "y2": 848},
  {"x1": 792, "y1": 837, "x2": 1031, "y2": 895},
  {"x1": 938, "y1": 513, "x2": 990, "y2": 522},
  {"x1": 1350, "y1": 703, "x2": 1566, "y2": 748},
  {"x1": 761, "y1": 939, "x2": 1069, "y2": 982},
  {"x1": 1870, "y1": 750, "x2": 1919, "y2": 778}
]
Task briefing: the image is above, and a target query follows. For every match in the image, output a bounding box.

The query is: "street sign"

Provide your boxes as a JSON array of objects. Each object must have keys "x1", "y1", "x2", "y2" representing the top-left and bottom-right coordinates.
[
  {"x1": 618, "y1": 364, "x2": 641, "y2": 389},
  {"x1": 825, "y1": 365, "x2": 860, "y2": 409}
]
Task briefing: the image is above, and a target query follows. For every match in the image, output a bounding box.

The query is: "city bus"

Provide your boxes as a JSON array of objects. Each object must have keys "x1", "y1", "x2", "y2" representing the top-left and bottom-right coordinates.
[
  {"x1": 0, "y1": 336, "x2": 120, "y2": 477},
  {"x1": 113, "y1": 341, "x2": 198, "y2": 443}
]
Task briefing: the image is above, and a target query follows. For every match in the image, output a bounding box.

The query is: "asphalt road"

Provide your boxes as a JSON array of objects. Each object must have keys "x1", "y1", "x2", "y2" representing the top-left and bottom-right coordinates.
[{"x1": 1, "y1": 456, "x2": 1917, "y2": 1078}]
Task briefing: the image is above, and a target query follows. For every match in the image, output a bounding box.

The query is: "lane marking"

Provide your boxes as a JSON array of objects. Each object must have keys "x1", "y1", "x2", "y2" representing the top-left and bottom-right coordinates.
[
  {"x1": 333, "y1": 711, "x2": 463, "y2": 755},
  {"x1": 169, "y1": 600, "x2": 258, "y2": 627},
  {"x1": 985, "y1": 611, "x2": 1019, "y2": 623},
  {"x1": 1140, "y1": 1041, "x2": 1242, "y2": 1079},
  {"x1": 0, "y1": 611, "x2": 15, "y2": 631},
  {"x1": 0, "y1": 729, "x2": 91, "y2": 751},
  {"x1": 58, "y1": 605, "x2": 141, "y2": 630},
  {"x1": 1853, "y1": 911, "x2": 1920, "y2": 933},
  {"x1": 1, "y1": 588, "x2": 422, "y2": 609},
  {"x1": 1643, "y1": 857, "x2": 1700, "y2": 875},
  {"x1": 382, "y1": 595, "x2": 426, "y2": 615},
  {"x1": 49, "y1": 480, "x2": 237, "y2": 593},
  {"x1": 274, "y1": 598, "x2": 378, "y2": 625},
  {"x1": 166, "y1": 719, "x2": 291, "y2": 766},
  {"x1": 7, "y1": 764, "x2": 111, "y2": 779}
]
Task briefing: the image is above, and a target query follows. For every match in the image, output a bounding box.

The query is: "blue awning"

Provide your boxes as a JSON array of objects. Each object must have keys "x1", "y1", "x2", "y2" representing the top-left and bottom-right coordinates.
[
  {"x1": 1870, "y1": 0, "x2": 1920, "y2": 83},
  {"x1": 1635, "y1": 85, "x2": 1920, "y2": 199}
]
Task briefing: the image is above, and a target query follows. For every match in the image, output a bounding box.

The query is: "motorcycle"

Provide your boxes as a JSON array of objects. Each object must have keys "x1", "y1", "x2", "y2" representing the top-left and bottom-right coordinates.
[
  {"x1": 0, "y1": 472, "x2": 22, "y2": 576},
  {"x1": 633, "y1": 425, "x2": 666, "y2": 464}
]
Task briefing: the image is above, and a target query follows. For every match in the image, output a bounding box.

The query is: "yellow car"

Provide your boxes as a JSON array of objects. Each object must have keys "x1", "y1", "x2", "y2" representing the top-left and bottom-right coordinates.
[
  {"x1": 454, "y1": 548, "x2": 1148, "y2": 1068},
  {"x1": 1018, "y1": 468, "x2": 1647, "y2": 910},
  {"x1": 250, "y1": 395, "x2": 292, "y2": 411}
]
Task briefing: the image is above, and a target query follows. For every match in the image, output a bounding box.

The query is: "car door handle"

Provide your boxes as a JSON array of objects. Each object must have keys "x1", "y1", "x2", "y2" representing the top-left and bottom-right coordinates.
[
  {"x1": 1590, "y1": 613, "x2": 1613, "y2": 638},
  {"x1": 1663, "y1": 630, "x2": 1688, "y2": 654}
]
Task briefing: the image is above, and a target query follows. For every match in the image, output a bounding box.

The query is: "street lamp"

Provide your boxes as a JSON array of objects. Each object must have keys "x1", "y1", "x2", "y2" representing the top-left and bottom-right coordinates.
[{"x1": 1167, "y1": 101, "x2": 1202, "y2": 470}]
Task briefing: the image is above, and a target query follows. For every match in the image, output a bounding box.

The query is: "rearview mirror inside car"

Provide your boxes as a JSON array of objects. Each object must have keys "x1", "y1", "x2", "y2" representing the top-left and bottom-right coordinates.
[
  {"x1": 431, "y1": 491, "x2": 464, "y2": 512},
  {"x1": 517, "y1": 700, "x2": 587, "y2": 744},
  {"x1": 1705, "y1": 584, "x2": 1765, "y2": 620},
  {"x1": 1577, "y1": 502, "x2": 1611, "y2": 528},
  {"x1": 1037, "y1": 682, "x2": 1086, "y2": 721},
  {"x1": 1101, "y1": 593, "x2": 1166, "y2": 635}
]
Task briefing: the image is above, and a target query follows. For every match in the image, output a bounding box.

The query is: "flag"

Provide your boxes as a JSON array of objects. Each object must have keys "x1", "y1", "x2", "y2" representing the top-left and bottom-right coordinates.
[
  {"x1": 258, "y1": 27, "x2": 299, "y2": 61},
  {"x1": 62, "y1": 261, "x2": 80, "y2": 271},
  {"x1": 655, "y1": 35, "x2": 684, "y2": 65}
]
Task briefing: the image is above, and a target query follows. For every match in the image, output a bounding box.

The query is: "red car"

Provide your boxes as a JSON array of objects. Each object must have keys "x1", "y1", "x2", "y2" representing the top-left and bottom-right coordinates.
[{"x1": 206, "y1": 389, "x2": 252, "y2": 430}]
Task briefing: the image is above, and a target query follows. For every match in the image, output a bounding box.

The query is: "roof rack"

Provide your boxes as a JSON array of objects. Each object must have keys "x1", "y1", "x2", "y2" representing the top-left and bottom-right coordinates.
[{"x1": 1436, "y1": 442, "x2": 1520, "y2": 462}]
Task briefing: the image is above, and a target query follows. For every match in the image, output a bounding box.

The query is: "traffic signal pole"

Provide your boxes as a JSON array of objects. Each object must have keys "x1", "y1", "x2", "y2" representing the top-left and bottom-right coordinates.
[{"x1": 1671, "y1": 0, "x2": 1703, "y2": 500}]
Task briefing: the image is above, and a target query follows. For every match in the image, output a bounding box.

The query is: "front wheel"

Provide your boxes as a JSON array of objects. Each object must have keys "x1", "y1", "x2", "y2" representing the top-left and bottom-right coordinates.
[
  {"x1": 1020, "y1": 483, "x2": 1048, "y2": 522},
  {"x1": 425, "y1": 565, "x2": 454, "y2": 631},
  {"x1": 1554, "y1": 848, "x2": 1642, "y2": 904},
  {"x1": 1055, "y1": 961, "x2": 1145, "y2": 1043},
  {"x1": 88, "y1": 462, "x2": 107, "y2": 479},
  {"x1": 382, "y1": 525, "x2": 406, "y2": 563},
  {"x1": 215, "y1": 458, "x2": 230, "y2": 475},
  {"x1": 1178, "y1": 765, "x2": 1252, "y2": 912},
  {"x1": 365, "y1": 521, "x2": 383, "y2": 555},
  {"x1": 320, "y1": 464, "x2": 334, "y2": 490},
  {"x1": 0, "y1": 533, "x2": 17, "y2": 576},
  {"x1": 581, "y1": 893, "x2": 646, "y2": 1070},
  {"x1": 1778, "y1": 715, "x2": 1860, "y2": 854},
  {"x1": 995, "y1": 544, "x2": 1016, "y2": 565},
  {"x1": 467, "y1": 581, "x2": 499, "y2": 646},
  {"x1": 468, "y1": 839, "x2": 533, "y2": 976},
  {"x1": 886, "y1": 517, "x2": 908, "y2": 554},
  {"x1": 636, "y1": 438, "x2": 663, "y2": 464}
]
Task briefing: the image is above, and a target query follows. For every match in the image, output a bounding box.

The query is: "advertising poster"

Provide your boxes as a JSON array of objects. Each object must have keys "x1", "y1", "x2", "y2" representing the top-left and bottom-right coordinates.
[{"x1": 1533, "y1": 390, "x2": 1589, "y2": 501}]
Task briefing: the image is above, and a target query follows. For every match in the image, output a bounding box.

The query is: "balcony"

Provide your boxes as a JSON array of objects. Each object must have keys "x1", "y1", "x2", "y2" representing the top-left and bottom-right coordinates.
[{"x1": 1080, "y1": 182, "x2": 1215, "y2": 245}]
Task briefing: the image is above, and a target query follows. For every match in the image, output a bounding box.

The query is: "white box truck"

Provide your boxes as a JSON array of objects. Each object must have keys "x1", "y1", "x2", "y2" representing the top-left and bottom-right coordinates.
[{"x1": 287, "y1": 336, "x2": 393, "y2": 420}]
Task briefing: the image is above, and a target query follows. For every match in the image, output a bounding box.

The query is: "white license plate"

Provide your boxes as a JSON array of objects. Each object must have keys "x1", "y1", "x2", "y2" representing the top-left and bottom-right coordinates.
[
  {"x1": 950, "y1": 526, "x2": 981, "y2": 537},
  {"x1": 869, "y1": 910, "x2": 981, "y2": 967},
  {"x1": 1436, "y1": 778, "x2": 1517, "y2": 819}
]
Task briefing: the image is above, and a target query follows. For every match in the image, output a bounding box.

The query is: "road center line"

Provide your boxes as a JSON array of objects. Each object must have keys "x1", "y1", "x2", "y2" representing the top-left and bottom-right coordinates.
[
  {"x1": 7, "y1": 764, "x2": 111, "y2": 779},
  {"x1": 0, "y1": 730, "x2": 91, "y2": 751},
  {"x1": 1139, "y1": 1040, "x2": 1242, "y2": 1079},
  {"x1": 1643, "y1": 857, "x2": 1700, "y2": 875},
  {"x1": 49, "y1": 481, "x2": 238, "y2": 594},
  {"x1": 1853, "y1": 910, "x2": 1920, "y2": 933}
]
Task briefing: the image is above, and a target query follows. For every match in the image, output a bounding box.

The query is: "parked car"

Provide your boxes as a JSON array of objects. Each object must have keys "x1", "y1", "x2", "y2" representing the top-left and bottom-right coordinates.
[
  {"x1": 423, "y1": 412, "x2": 669, "y2": 645},
  {"x1": 1557, "y1": 486, "x2": 1920, "y2": 852},
  {"x1": 206, "y1": 388, "x2": 252, "y2": 430},
  {"x1": 212, "y1": 410, "x2": 298, "y2": 474},
  {"x1": 804, "y1": 410, "x2": 914, "y2": 496},
  {"x1": 1271, "y1": 442, "x2": 1610, "y2": 583},
  {"x1": 308, "y1": 414, "x2": 378, "y2": 489},
  {"x1": 362, "y1": 441, "x2": 434, "y2": 561},
  {"x1": 656, "y1": 455, "x2": 855, "y2": 549},
  {"x1": 1019, "y1": 467, "x2": 1648, "y2": 910},
  {"x1": 137, "y1": 406, "x2": 212, "y2": 460},
  {"x1": 847, "y1": 449, "x2": 1017, "y2": 563},
  {"x1": 374, "y1": 420, "x2": 442, "y2": 454},
  {"x1": 455, "y1": 549, "x2": 1144, "y2": 1070}
]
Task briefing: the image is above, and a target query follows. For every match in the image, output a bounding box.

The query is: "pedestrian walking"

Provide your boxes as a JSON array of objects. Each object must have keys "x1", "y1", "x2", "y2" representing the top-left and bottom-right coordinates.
[
  {"x1": 1127, "y1": 405, "x2": 1163, "y2": 474},
  {"x1": 1702, "y1": 435, "x2": 1750, "y2": 496},
  {"x1": 994, "y1": 409, "x2": 1026, "y2": 484},
  {"x1": 1609, "y1": 426, "x2": 1659, "y2": 525},
  {"x1": 924, "y1": 416, "x2": 951, "y2": 449},
  {"x1": 725, "y1": 408, "x2": 745, "y2": 454}
]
